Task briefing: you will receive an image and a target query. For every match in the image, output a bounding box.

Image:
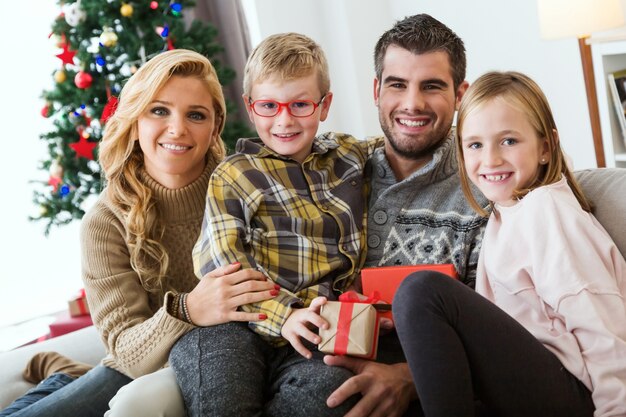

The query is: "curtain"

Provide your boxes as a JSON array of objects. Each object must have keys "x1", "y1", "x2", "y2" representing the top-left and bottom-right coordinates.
[{"x1": 185, "y1": 0, "x2": 252, "y2": 126}]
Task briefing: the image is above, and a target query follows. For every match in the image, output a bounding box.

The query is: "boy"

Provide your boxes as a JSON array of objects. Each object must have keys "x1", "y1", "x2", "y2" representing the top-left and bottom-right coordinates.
[{"x1": 171, "y1": 32, "x2": 381, "y2": 417}]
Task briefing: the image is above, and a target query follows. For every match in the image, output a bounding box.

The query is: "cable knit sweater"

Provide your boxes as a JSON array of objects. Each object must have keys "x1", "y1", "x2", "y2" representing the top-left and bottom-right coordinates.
[{"x1": 79, "y1": 159, "x2": 216, "y2": 379}]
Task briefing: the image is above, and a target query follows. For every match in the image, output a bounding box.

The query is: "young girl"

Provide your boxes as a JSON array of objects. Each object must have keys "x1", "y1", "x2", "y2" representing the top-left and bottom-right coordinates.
[{"x1": 393, "y1": 71, "x2": 626, "y2": 416}]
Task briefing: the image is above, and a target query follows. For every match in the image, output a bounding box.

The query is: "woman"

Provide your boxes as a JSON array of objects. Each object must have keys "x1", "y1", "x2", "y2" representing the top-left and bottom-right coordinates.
[{"x1": 7, "y1": 49, "x2": 276, "y2": 417}]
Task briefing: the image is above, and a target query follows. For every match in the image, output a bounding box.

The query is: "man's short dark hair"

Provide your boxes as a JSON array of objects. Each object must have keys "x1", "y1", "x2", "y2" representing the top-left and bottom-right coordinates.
[{"x1": 374, "y1": 14, "x2": 466, "y2": 90}]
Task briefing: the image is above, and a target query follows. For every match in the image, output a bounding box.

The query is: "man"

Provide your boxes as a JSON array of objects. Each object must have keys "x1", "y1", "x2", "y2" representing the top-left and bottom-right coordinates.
[{"x1": 325, "y1": 14, "x2": 488, "y2": 417}]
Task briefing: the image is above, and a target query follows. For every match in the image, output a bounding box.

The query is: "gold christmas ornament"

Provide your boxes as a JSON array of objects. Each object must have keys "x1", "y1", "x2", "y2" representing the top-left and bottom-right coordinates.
[
  {"x1": 120, "y1": 3, "x2": 133, "y2": 17},
  {"x1": 54, "y1": 70, "x2": 67, "y2": 83},
  {"x1": 99, "y1": 28, "x2": 118, "y2": 48}
]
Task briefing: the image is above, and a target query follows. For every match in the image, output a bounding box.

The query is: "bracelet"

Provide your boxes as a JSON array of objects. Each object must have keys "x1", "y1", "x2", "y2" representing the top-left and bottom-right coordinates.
[
  {"x1": 180, "y1": 293, "x2": 195, "y2": 325},
  {"x1": 169, "y1": 293, "x2": 181, "y2": 319}
]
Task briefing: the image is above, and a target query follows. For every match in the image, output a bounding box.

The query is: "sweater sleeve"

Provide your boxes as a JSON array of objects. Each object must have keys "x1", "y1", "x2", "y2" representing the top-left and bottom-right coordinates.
[
  {"x1": 524, "y1": 190, "x2": 626, "y2": 416},
  {"x1": 80, "y1": 203, "x2": 194, "y2": 378}
]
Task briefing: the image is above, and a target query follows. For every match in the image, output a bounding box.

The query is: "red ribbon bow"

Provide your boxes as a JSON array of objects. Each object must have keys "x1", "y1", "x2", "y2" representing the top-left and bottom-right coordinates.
[
  {"x1": 333, "y1": 291, "x2": 381, "y2": 356},
  {"x1": 338, "y1": 290, "x2": 381, "y2": 304}
]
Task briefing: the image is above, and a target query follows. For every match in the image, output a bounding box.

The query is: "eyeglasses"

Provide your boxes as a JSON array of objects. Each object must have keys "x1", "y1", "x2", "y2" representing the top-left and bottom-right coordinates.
[{"x1": 248, "y1": 95, "x2": 326, "y2": 118}]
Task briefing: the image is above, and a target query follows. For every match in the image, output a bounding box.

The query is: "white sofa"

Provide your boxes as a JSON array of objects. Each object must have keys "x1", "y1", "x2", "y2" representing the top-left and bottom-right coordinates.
[
  {"x1": 0, "y1": 168, "x2": 624, "y2": 410},
  {"x1": 0, "y1": 326, "x2": 105, "y2": 409}
]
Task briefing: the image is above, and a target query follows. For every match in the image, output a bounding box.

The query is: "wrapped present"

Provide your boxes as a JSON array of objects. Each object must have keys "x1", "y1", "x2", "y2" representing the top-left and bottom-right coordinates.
[
  {"x1": 318, "y1": 291, "x2": 380, "y2": 359},
  {"x1": 68, "y1": 288, "x2": 90, "y2": 317},
  {"x1": 49, "y1": 311, "x2": 93, "y2": 338},
  {"x1": 361, "y1": 264, "x2": 458, "y2": 320}
]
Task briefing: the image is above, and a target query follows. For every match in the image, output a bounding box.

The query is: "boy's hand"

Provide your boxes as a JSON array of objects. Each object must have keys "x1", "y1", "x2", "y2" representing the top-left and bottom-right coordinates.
[{"x1": 281, "y1": 296, "x2": 329, "y2": 359}]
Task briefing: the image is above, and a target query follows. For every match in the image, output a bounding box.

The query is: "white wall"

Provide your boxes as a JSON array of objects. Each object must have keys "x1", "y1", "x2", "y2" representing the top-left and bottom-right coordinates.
[
  {"x1": 241, "y1": 0, "x2": 622, "y2": 170},
  {"x1": 0, "y1": 2, "x2": 84, "y2": 327}
]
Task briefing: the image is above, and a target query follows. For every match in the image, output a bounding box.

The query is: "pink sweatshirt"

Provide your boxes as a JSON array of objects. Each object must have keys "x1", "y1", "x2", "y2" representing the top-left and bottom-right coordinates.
[{"x1": 476, "y1": 177, "x2": 626, "y2": 417}]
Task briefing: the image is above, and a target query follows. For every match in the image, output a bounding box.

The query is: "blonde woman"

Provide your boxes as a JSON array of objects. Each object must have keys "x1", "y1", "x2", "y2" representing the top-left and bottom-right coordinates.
[{"x1": 7, "y1": 49, "x2": 276, "y2": 417}]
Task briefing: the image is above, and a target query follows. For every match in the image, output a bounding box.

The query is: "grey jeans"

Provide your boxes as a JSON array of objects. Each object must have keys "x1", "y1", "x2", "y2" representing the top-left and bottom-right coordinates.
[{"x1": 170, "y1": 322, "x2": 358, "y2": 417}]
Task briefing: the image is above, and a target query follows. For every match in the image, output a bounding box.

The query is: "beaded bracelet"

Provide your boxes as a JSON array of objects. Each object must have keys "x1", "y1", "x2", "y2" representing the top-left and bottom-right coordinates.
[
  {"x1": 168, "y1": 293, "x2": 181, "y2": 320},
  {"x1": 180, "y1": 293, "x2": 195, "y2": 325}
]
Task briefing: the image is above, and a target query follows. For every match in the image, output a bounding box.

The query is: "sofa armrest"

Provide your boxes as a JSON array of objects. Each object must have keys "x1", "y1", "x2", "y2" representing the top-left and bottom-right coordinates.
[{"x1": 0, "y1": 325, "x2": 105, "y2": 409}]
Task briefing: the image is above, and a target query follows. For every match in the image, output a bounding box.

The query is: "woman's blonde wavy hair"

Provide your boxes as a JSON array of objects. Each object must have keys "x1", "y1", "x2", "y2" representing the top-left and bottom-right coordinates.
[
  {"x1": 456, "y1": 71, "x2": 592, "y2": 217},
  {"x1": 98, "y1": 49, "x2": 226, "y2": 293}
]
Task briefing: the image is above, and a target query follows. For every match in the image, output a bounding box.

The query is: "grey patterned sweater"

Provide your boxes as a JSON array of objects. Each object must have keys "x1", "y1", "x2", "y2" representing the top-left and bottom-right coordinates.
[{"x1": 365, "y1": 130, "x2": 488, "y2": 288}]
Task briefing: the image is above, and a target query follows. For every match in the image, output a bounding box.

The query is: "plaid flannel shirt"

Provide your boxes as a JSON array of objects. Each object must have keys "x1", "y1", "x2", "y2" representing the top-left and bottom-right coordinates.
[{"x1": 193, "y1": 132, "x2": 382, "y2": 344}]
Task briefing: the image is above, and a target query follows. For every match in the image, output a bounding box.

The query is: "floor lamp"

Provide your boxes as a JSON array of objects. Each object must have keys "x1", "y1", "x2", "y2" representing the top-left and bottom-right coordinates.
[{"x1": 537, "y1": 0, "x2": 625, "y2": 168}]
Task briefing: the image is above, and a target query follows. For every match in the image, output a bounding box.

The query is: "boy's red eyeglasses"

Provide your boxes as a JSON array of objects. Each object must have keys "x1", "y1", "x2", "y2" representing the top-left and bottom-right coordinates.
[{"x1": 248, "y1": 95, "x2": 326, "y2": 118}]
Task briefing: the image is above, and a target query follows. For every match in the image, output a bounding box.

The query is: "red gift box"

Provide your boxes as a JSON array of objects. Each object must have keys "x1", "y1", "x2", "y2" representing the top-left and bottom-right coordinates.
[
  {"x1": 361, "y1": 264, "x2": 458, "y2": 320},
  {"x1": 49, "y1": 311, "x2": 93, "y2": 338},
  {"x1": 318, "y1": 292, "x2": 380, "y2": 359},
  {"x1": 68, "y1": 288, "x2": 90, "y2": 317}
]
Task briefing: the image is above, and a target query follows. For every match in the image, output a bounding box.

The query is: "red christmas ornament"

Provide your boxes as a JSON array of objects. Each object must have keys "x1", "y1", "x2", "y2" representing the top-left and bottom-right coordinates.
[
  {"x1": 70, "y1": 132, "x2": 97, "y2": 160},
  {"x1": 74, "y1": 71, "x2": 93, "y2": 89},
  {"x1": 101, "y1": 96, "x2": 119, "y2": 124},
  {"x1": 167, "y1": 38, "x2": 175, "y2": 50},
  {"x1": 41, "y1": 104, "x2": 51, "y2": 118},
  {"x1": 55, "y1": 43, "x2": 76, "y2": 66},
  {"x1": 48, "y1": 175, "x2": 63, "y2": 192}
]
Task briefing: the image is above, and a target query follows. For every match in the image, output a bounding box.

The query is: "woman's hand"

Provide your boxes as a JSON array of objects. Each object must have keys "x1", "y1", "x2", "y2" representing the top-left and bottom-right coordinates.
[
  {"x1": 186, "y1": 262, "x2": 277, "y2": 327},
  {"x1": 281, "y1": 296, "x2": 329, "y2": 359}
]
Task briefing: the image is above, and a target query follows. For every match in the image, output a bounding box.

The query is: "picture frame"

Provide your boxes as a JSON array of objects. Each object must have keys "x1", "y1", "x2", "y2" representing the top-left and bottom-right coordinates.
[{"x1": 607, "y1": 69, "x2": 626, "y2": 147}]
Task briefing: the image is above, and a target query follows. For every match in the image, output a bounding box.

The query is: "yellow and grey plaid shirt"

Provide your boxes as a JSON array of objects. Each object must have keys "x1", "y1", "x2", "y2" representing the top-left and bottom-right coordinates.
[{"x1": 193, "y1": 132, "x2": 382, "y2": 344}]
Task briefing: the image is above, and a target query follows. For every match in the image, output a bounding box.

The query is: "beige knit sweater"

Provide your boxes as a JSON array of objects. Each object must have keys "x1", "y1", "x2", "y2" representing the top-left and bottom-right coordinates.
[{"x1": 80, "y1": 160, "x2": 216, "y2": 378}]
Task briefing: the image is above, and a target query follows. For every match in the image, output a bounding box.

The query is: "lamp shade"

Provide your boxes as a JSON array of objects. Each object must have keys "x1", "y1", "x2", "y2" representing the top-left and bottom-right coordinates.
[{"x1": 537, "y1": 0, "x2": 625, "y2": 39}]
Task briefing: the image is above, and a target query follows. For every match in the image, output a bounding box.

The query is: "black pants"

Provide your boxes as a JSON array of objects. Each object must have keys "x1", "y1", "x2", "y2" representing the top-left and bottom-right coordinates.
[{"x1": 393, "y1": 271, "x2": 595, "y2": 417}]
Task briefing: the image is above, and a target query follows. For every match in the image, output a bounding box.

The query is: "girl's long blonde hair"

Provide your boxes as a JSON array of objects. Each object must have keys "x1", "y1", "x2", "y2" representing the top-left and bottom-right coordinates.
[
  {"x1": 98, "y1": 49, "x2": 226, "y2": 293},
  {"x1": 456, "y1": 71, "x2": 592, "y2": 217}
]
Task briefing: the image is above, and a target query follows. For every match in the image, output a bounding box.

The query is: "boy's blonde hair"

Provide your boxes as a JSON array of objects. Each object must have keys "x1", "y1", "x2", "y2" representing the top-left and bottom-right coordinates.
[
  {"x1": 456, "y1": 71, "x2": 592, "y2": 217},
  {"x1": 242, "y1": 32, "x2": 330, "y2": 97},
  {"x1": 99, "y1": 49, "x2": 226, "y2": 293}
]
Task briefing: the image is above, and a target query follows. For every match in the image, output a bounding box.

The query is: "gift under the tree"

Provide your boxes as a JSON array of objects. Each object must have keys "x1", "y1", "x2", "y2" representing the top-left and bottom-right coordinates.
[
  {"x1": 49, "y1": 311, "x2": 93, "y2": 338},
  {"x1": 68, "y1": 288, "x2": 90, "y2": 317},
  {"x1": 318, "y1": 292, "x2": 380, "y2": 359},
  {"x1": 361, "y1": 264, "x2": 458, "y2": 320}
]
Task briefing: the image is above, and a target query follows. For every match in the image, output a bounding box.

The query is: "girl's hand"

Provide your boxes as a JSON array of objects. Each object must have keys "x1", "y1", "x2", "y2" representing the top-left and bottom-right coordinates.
[
  {"x1": 186, "y1": 262, "x2": 277, "y2": 327},
  {"x1": 281, "y1": 296, "x2": 329, "y2": 359}
]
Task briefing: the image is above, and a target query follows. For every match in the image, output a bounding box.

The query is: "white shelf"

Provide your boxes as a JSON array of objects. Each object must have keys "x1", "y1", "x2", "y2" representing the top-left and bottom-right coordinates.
[{"x1": 592, "y1": 39, "x2": 626, "y2": 168}]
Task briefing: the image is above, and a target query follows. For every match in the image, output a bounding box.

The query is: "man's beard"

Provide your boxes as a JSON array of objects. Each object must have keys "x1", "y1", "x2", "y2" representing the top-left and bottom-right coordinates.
[{"x1": 379, "y1": 114, "x2": 448, "y2": 161}]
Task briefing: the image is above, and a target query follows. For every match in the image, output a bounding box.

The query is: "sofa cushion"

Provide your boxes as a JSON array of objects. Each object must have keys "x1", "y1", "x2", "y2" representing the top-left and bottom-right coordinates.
[
  {"x1": 0, "y1": 326, "x2": 104, "y2": 409},
  {"x1": 574, "y1": 168, "x2": 626, "y2": 257}
]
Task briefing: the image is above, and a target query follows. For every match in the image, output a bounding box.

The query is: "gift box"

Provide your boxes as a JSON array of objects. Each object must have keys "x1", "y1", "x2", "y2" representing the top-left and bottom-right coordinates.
[
  {"x1": 68, "y1": 288, "x2": 90, "y2": 317},
  {"x1": 49, "y1": 311, "x2": 93, "y2": 338},
  {"x1": 318, "y1": 293, "x2": 380, "y2": 359},
  {"x1": 361, "y1": 264, "x2": 458, "y2": 320}
]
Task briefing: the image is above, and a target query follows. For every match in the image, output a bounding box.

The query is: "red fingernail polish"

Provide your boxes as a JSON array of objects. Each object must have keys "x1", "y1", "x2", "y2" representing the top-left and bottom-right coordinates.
[
  {"x1": 230, "y1": 261, "x2": 240, "y2": 266},
  {"x1": 259, "y1": 314, "x2": 267, "y2": 320},
  {"x1": 274, "y1": 284, "x2": 280, "y2": 290},
  {"x1": 270, "y1": 289, "x2": 279, "y2": 296}
]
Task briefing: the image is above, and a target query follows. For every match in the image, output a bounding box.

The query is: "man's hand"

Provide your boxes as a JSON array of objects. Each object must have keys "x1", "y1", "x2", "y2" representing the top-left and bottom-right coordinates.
[{"x1": 324, "y1": 355, "x2": 417, "y2": 417}]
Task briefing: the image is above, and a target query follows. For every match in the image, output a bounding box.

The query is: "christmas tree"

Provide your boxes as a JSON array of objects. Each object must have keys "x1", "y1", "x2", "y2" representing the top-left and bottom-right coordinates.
[{"x1": 32, "y1": 0, "x2": 252, "y2": 234}]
